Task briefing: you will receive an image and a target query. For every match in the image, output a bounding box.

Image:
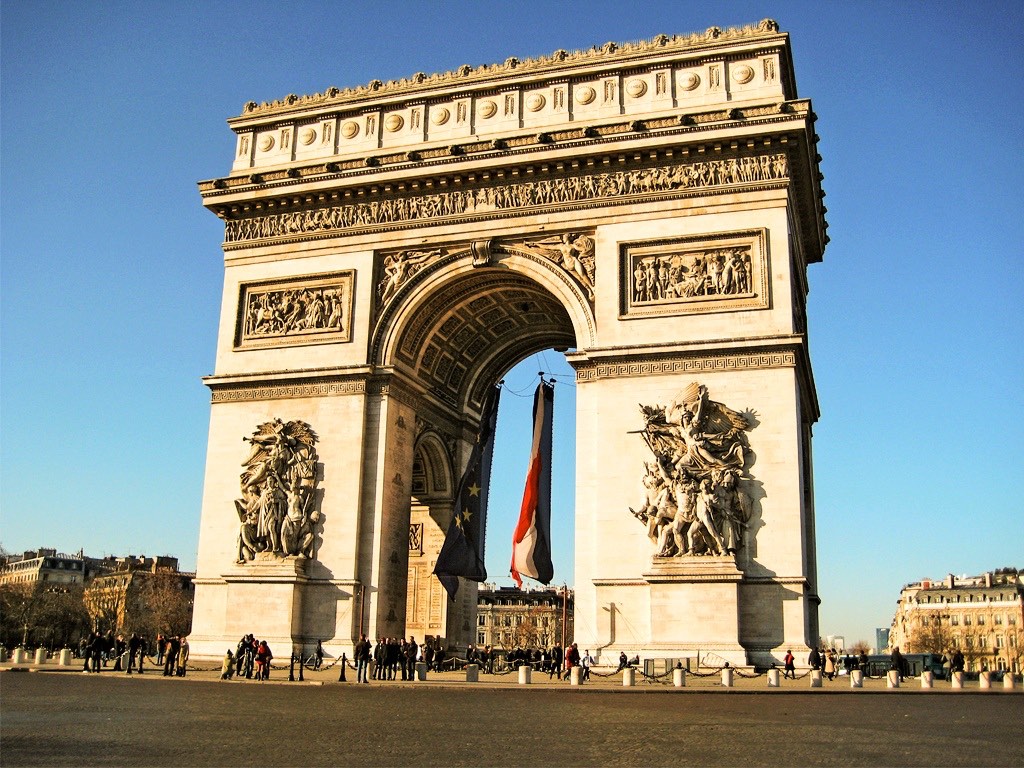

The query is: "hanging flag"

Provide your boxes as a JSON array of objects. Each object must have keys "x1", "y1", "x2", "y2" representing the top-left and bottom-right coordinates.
[
  {"x1": 510, "y1": 380, "x2": 555, "y2": 588},
  {"x1": 433, "y1": 385, "x2": 501, "y2": 600}
]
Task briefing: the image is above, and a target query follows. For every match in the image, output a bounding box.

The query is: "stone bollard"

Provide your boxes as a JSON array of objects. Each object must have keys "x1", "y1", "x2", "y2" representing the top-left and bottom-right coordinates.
[
  {"x1": 721, "y1": 667, "x2": 734, "y2": 687},
  {"x1": 570, "y1": 666, "x2": 582, "y2": 686},
  {"x1": 622, "y1": 667, "x2": 635, "y2": 687},
  {"x1": 850, "y1": 669, "x2": 864, "y2": 688},
  {"x1": 59, "y1": 648, "x2": 72, "y2": 666},
  {"x1": 809, "y1": 669, "x2": 822, "y2": 688},
  {"x1": 34, "y1": 648, "x2": 47, "y2": 665},
  {"x1": 518, "y1": 665, "x2": 532, "y2": 685},
  {"x1": 767, "y1": 668, "x2": 780, "y2": 687},
  {"x1": 1003, "y1": 673, "x2": 1015, "y2": 690},
  {"x1": 415, "y1": 662, "x2": 427, "y2": 681},
  {"x1": 0, "y1": 647, "x2": 7, "y2": 662},
  {"x1": 12, "y1": 648, "x2": 27, "y2": 665},
  {"x1": 951, "y1": 671, "x2": 964, "y2": 689},
  {"x1": 465, "y1": 663, "x2": 479, "y2": 683},
  {"x1": 886, "y1": 670, "x2": 900, "y2": 688},
  {"x1": 673, "y1": 667, "x2": 686, "y2": 687},
  {"x1": 979, "y1": 672, "x2": 991, "y2": 689},
  {"x1": 920, "y1": 671, "x2": 933, "y2": 689}
]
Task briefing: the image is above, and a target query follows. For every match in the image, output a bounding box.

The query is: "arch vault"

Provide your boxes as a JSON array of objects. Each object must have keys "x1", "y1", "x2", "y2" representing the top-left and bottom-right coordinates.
[{"x1": 190, "y1": 19, "x2": 827, "y2": 667}]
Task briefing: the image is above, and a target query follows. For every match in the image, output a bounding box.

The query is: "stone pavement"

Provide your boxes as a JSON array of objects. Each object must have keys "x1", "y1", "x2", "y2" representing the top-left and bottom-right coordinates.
[{"x1": 2, "y1": 663, "x2": 1021, "y2": 767}]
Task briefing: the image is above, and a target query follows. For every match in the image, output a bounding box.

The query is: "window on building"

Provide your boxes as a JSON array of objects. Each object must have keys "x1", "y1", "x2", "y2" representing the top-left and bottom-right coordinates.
[
  {"x1": 996, "y1": 635, "x2": 1004, "y2": 648},
  {"x1": 966, "y1": 636, "x2": 974, "y2": 648},
  {"x1": 478, "y1": 615, "x2": 485, "y2": 626},
  {"x1": 995, "y1": 614, "x2": 1003, "y2": 625},
  {"x1": 1010, "y1": 615, "x2": 1017, "y2": 626},
  {"x1": 978, "y1": 615, "x2": 985, "y2": 626},
  {"x1": 964, "y1": 615, "x2": 971, "y2": 625},
  {"x1": 951, "y1": 615, "x2": 959, "y2": 626},
  {"x1": 477, "y1": 633, "x2": 486, "y2": 645}
]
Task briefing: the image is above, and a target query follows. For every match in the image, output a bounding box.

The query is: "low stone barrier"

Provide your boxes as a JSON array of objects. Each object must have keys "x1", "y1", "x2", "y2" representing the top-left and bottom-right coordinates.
[
  {"x1": 570, "y1": 667, "x2": 582, "y2": 686},
  {"x1": 1004, "y1": 674, "x2": 1016, "y2": 690},
  {"x1": 622, "y1": 668, "x2": 635, "y2": 687},
  {"x1": 721, "y1": 667, "x2": 734, "y2": 687},
  {"x1": 415, "y1": 661, "x2": 427, "y2": 681},
  {"x1": 465, "y1": 663, "x2": 478, "y2": 683},
  {"x1": 673, "y1": 667, "x2": 686, "y2": 687},
  {"x1": 920, "y1": 671, "x2": 933, "y2": 689},
  {"x1": 59, "y1": 649, "x2": 72, "y2": 666},
  {"x1": 518, "y1": 665, "x2": 532, "y2": 685},
  {"x1": 809, "y1": 669, "x2": 822, "y2": 688},
  {"x1": 979, "y1": 672, "x2": 991, "y2": 690},
  {"x1": 767, "y1": 668, "x2": 780, "y2": 687},
  {"x1": 886, "y1": 670, "x2": 900, "y2": 689},
  {"x1": 850, "y1": 669, "x2": 864, "y2": 688},
  {"x1": 951, "y1": 671, "x2": 964, "y2": 689}
]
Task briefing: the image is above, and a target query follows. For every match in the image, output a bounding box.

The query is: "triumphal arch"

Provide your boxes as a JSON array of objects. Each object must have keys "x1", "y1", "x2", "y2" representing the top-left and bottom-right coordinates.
[{"x1": 190, "y1": 19, "x2": 827, "y2": 667}]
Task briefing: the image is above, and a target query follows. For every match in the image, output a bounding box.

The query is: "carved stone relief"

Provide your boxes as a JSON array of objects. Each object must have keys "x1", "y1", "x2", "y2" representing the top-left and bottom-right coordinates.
[
  {"x1": 621, "y1": 231, "x2": 768, "y2": 317},
  {"x1": 629, "y1": 383, "x2": 757, "y2": 559},
  {"x1": 235, "y1": 419, "x2": 320, "y2": 563},
  {"x1": 236, "y1": 271, "x2": 353, "y2": 349},
  {"x1": 508, "y1": 233, "x2": 595, "y2": 300},
  {"x1": 223, "y1": 153, "x2": 788, "y2": 244},
  {"x1": 378, "y1": 249, "x2": 445, "y2": 306}
]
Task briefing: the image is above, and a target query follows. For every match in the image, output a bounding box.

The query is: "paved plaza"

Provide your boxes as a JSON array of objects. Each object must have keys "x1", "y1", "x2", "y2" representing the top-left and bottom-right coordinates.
[{"x1": 2, "y1": 665, "x2": 1021, "y2": 767}]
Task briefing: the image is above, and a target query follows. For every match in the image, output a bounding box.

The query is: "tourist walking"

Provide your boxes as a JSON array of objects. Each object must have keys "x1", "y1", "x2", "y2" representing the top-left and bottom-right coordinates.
[{"x1": 783, "y1": 649, "x2": 796, "y2": 679}]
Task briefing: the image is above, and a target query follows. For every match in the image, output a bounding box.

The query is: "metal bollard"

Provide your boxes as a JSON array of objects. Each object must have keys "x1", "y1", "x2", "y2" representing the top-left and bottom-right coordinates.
[
  {"x1": 622, "y1": 667, "x2": 635, "y2": 687},
  {"x1": 721, "y1": 667, "x2": 734, "y2": 687},
  {"x1": 518, "y1": 665, "x2": 532, "y2": 685},
  {"x1": 416, "y1": 661, "x2": 427, "y2": 681},
  {"x1": 850, "y1": 669, "x2": 864, "y2": 688},
  {"x1": 673, "y1": 667, "x2": 686, "y2": 687},
  {"x1": 809, "y1": 669, "x2": 822, "y2": 688},
  {"x1": 767, "y1": 668, "x2": 780, "y2": 687},
  {"x1": 339, "y1": 653, "x2": 347, "y2": 682},
  {"x1": 920, "y1": 671, "x2": 933, "y2": 689}
]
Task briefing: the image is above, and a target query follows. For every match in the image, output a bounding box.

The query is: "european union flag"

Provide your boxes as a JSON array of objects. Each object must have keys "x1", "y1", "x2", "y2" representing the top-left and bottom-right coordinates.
[{"x1": 433, "y1": 385, "x2": 501, "y2": 600}]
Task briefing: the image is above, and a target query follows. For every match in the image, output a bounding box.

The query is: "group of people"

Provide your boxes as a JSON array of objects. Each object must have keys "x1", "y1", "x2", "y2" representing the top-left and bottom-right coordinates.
[
  {"x1": 221, "y1": 634, "x2": 275, "y2": 680},
  {"x1": 801, "y1": 647, "x2": 870, "y2": 680},
  {"x1": 77, "y1": 631, "x2": 188, "y2": 677}
]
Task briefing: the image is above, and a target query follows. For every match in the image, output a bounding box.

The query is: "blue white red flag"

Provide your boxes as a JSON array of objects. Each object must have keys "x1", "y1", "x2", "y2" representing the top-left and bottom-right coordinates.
[{"x1": 510, "y1": 380, "x2": 555, "y2": 587}]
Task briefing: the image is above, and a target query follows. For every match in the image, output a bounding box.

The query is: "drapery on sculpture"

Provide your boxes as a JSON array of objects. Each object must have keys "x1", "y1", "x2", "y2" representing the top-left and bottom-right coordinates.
[
  {"x1": 630, "y1": 383, "x2": 753, "y2": 558},
  {"x1": 235, "y1": 419, "x2": 320, "y2": 563}
]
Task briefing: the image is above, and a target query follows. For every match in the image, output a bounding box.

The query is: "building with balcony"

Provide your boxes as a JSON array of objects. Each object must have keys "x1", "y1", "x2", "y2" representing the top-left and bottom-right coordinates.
[{"x1": 476, "y1": 584, "x2": 573, "y2": 653}]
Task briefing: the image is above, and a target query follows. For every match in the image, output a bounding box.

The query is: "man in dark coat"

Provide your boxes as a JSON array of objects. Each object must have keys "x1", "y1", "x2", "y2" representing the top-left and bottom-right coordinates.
[
  {"x1": 807, "y1": 646, "x2": 822, "y2": 671},
  {"x1": 890, "y1": 646, "x2": 905, "y2": 681},
  {"x1": 404, "y1": 636, "x2": 418, "y2": 680}
]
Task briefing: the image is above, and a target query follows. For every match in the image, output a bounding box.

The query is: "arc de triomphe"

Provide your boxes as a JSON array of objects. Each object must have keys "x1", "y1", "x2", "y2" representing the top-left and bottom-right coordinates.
[{"x1": 190, "y1": 19, "x2": 827, "y2": 667}]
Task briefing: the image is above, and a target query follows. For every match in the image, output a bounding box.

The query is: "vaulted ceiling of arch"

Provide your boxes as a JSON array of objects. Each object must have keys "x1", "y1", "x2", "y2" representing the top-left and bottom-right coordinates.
[{"x1": 393, "y1": 270, "x2": 575, "y2": 410}]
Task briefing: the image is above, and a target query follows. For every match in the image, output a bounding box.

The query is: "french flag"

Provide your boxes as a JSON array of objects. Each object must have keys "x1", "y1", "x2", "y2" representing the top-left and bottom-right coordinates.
[{"x1": 511, "y1": 380, "x2": 555, "y2": 587}]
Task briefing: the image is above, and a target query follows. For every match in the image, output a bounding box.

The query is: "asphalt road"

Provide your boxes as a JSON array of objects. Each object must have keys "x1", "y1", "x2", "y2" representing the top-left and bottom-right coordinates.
[{"x1": 2, "y1": 671, "x2": 1021, "y2": 767}]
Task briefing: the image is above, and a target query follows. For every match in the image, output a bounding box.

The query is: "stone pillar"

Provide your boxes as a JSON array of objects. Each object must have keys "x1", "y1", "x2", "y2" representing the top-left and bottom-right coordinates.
[
  {"x1": 59, "y1": 648, "x2": 72, "y2": 666},
  {"x1": 415, "y1": 662, "x2": 427, "y2": 681},
  {"x1": 12, "y1": 648, "x2": 26, "y2": 664},
  {"x1": 767, "y1": 668, "x2": 780, "y2": 687},
  {"x1": 34, "y1": 648, "x2": 47, "y2": 665},
  {"x1": 850, "y1": 669, "x2": 864, "y2": 688},
  {"x1": 809, "y1": 669, "x2": 822, "y2": 688},
  {"x1": 518, "y1": 665, "x2": 532, "y2": 685},
  {"x1": 979, "y1": 671, "x2": 991, "y2": 689},
  {"x1": 1003, "y1": 673, "x2": 1015, "y2": 690},
  {"x1": 465, "y1": 663, "x2": 478, "y2": 683},
  {"x1": 951, "y1": 671, "x2": 964, "y2": 689},
  {"x1": 570, "y1": 666, "x2": 582, "y2": 685},
  {"x1": 920, "y1": 671, "x2": 933, "y2": 689},
  {"x1": 721, "y1": 667, "x2": 734, "y2": 687},
  {"x1": 886, "y1": 670, "x2": 900, "y2": 688},
  {"x1": 623, "y1": 667, "x2": 635, "y2": 687},
  {"x1": 673, "y1": 667, "x2": 686, "y2": 687}
]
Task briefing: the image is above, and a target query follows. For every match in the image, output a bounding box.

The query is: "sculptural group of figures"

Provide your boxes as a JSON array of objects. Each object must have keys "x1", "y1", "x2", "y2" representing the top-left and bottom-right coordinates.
[
  {"x1": 223, "y1": 153, "x2": 788, "y2": 243},
  {"x1": 633, "y1": 247, "x2": 752, "y2": 303},
  {"x1": 630, "y1": 383, "x2": 753, "y2": 558},
  {"x1": 378, "y1": 233, "x2": 596, "y2": 307},
  {"x1": 244, "y1": 286, "x2": 346, "y2": 338},
  {"x1": 235, "y1": 420, "x2": 320, "y2": 563}
]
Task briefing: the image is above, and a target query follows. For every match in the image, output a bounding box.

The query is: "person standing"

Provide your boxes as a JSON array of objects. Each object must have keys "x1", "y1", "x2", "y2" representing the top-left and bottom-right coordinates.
[
  {"x1": 314, "y1": 640, "x2": 324, "y2": 671},
  {"x1": 221, "y1": 650, "x2": 234, "y2": 680},
  {"x1": 163, "y1": 636, "x2": 180, "y2": 677},
  {"x1": 550, "y1": 644, "x2": 564, "y2": 679},
  {"x1": 783, "y1": 649, "x2": 796, "y2": 679},
  {"x1": 404, "y1": 636, "x2": 418, "y2": 680},
  {"x1": 127, "y1": 633, "x2": 141, "y2": 675},
  {"x1": 807, "y1": 646, "x2": 821, "y2": 672},
  {"x1": 581, "y1": 649, "x2": 594, "y2": 681},
  {"x1": 356, "y1": 634, "x2": 371, "y2": 684},
  {"x1": 563, "y1": 643, "x2": 580, "y2": 681},
  {"x1": 177, "y1": 637, "x2": 190, "y2": 677},
  {"x1": 890, "y1": 646, "x2": 904, "y2": 682}
]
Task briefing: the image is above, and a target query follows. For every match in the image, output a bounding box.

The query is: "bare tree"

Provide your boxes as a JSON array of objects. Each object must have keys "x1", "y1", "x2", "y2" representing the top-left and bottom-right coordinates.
[{"x1": 905, "y1": 618, "x2": 954, "y2": 655}]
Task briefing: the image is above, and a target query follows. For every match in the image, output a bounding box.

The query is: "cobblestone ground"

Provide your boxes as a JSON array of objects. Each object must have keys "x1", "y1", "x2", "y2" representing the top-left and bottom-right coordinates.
[{"x1": 2, "y1": 665, "x2": 1021, "y2": 767}]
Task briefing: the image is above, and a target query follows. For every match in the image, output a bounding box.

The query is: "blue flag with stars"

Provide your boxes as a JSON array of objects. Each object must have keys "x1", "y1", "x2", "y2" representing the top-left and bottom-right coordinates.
[{"x1": 433, "y1": 385, "x2": 501, "y2": 600}]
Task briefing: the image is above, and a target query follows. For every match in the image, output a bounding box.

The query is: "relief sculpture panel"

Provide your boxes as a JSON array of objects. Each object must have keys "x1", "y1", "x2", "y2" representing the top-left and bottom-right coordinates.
[{"x1": 235, "y1": 271, "x2": 353, "y2": 349}]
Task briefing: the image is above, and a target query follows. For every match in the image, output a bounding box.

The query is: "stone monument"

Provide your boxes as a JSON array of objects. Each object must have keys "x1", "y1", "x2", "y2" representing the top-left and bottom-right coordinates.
[{"x1": 190, "y1": 19, "x2": 827, "y2": 667}]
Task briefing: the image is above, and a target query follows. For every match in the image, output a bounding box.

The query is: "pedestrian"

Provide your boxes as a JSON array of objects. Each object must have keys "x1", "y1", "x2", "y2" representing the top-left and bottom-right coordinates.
[
  {"x1": 617, "y1": 650, "x2": 628, "y2": 671},
  {"x1": 423, "y1": 636, "x2": 435, "y2": 672},
  {"x1": 807, "y1": 646, "x2": 821, "y2": 671},
  {"x1": 356, "y1": 634, "x2": 371, "y2": 683},
  {"x1": 127, "y1": 633, "x2": 141, "y2": 675},
  {"x1": 163, "y1": 636, "x2": 180, "y2": 677},
  {"x1": 156, "y1": 634, "x2": 166, "y2": 666},
  {"x1": 890, "y1": 645, "x2": 904, "y2": 682},
  {"x1": 404, "y1": 636, "x2": 418, "y2": 680},
  {"x1": 581, "y1": 649, "x2": 594, "y2": 681},
  {"x1": 783, "y1": 649, "x2": 796, "y2": 679},
  {"x1": 221, "y1": 650, "x2": 234, "y2": 680},
  {"x1": 824, "y1": 649, "x2": 837, "y2": 681},
  {"x1": 314, "y1": 640, "x2": 324, "y2": 671},
  {"x1": 256, "y1": 639, "x2": 272, "y2": 680},
  {"x1": 177, "y1": 637, "x2": 190, "y2": 676},
  {"x1": 950, "y1": 648, "x2": 965, "y2": 679},
  {"x1": 563, "y1": 643, "x2": 580, "y2": 680},
  {"x1": 550, "y1": 644, "x2": 564, "y2": 679}
]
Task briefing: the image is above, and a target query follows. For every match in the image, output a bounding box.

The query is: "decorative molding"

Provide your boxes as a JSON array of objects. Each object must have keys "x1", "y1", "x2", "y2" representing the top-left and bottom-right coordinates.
[
  {"x1": 210, "y1": 378, "x2": 367, "y2": 403},
  {"x1": 238, "y1": 21, "x2": 782, "y2": 118},
  {"x1": 574, "y1": 349, "x2": 797, "y2": 382},
  {"x1": 235, "y1": 270, "x2": 354, "y2": 350},
  {"x1": 223, "y1": 152, "x2": 788, "y2": 245}
]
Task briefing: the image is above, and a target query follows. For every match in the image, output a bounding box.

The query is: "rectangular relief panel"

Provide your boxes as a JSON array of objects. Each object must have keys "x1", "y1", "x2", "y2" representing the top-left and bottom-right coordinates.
[
  {"x1": 619, "y1": 229, "x2": 769, "y2": 318},
  {"x1": 234, "y1": 270, "x2": 354, "y2": 349}
]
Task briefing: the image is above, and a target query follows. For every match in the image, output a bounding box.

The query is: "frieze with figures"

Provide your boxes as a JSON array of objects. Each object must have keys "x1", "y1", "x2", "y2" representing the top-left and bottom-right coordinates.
[
  {"x1": 621, "y1": 230, "x2": 768, "y2": 317},
  {"x1": 236, "y1": 271, "x2": 353, "y2": 349},
  {"x1": 224, "y1": 153, "x2": 788, "y2": 244}
]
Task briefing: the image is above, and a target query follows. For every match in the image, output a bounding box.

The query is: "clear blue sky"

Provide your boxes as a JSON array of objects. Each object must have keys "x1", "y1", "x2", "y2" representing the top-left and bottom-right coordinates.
[{"x1": 2, "y1": 1, "x2": 1021, "y2": 646}]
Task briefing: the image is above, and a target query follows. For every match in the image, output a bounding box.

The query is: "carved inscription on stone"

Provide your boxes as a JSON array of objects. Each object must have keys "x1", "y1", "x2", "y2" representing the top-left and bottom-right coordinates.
[
  {"x1": 235, "y1": 419, "x2": 320, "y2": 563},
  {"x1": 621, "y1": 230, "x2": 768, "y2": 317},
  {"x1": 629, "y1": 383, "x2": 755, "y2": 559},
  {"x1": 236, "y1": 271, "x2": 353, "y2": 349},
  {"x1": 223, "y1": 153, "x2": 788, "y2": 244}
]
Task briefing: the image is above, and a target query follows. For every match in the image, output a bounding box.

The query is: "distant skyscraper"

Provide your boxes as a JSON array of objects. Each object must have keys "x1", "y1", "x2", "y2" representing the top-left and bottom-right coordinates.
[{"x1": 875, "y1": 627, "x2": 890, "y2": 653}]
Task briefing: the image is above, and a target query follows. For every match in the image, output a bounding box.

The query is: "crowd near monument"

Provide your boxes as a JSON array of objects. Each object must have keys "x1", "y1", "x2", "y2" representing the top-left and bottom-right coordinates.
[{"x1": 189, "y1": 19, "x2": 827, "y2": 668}]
